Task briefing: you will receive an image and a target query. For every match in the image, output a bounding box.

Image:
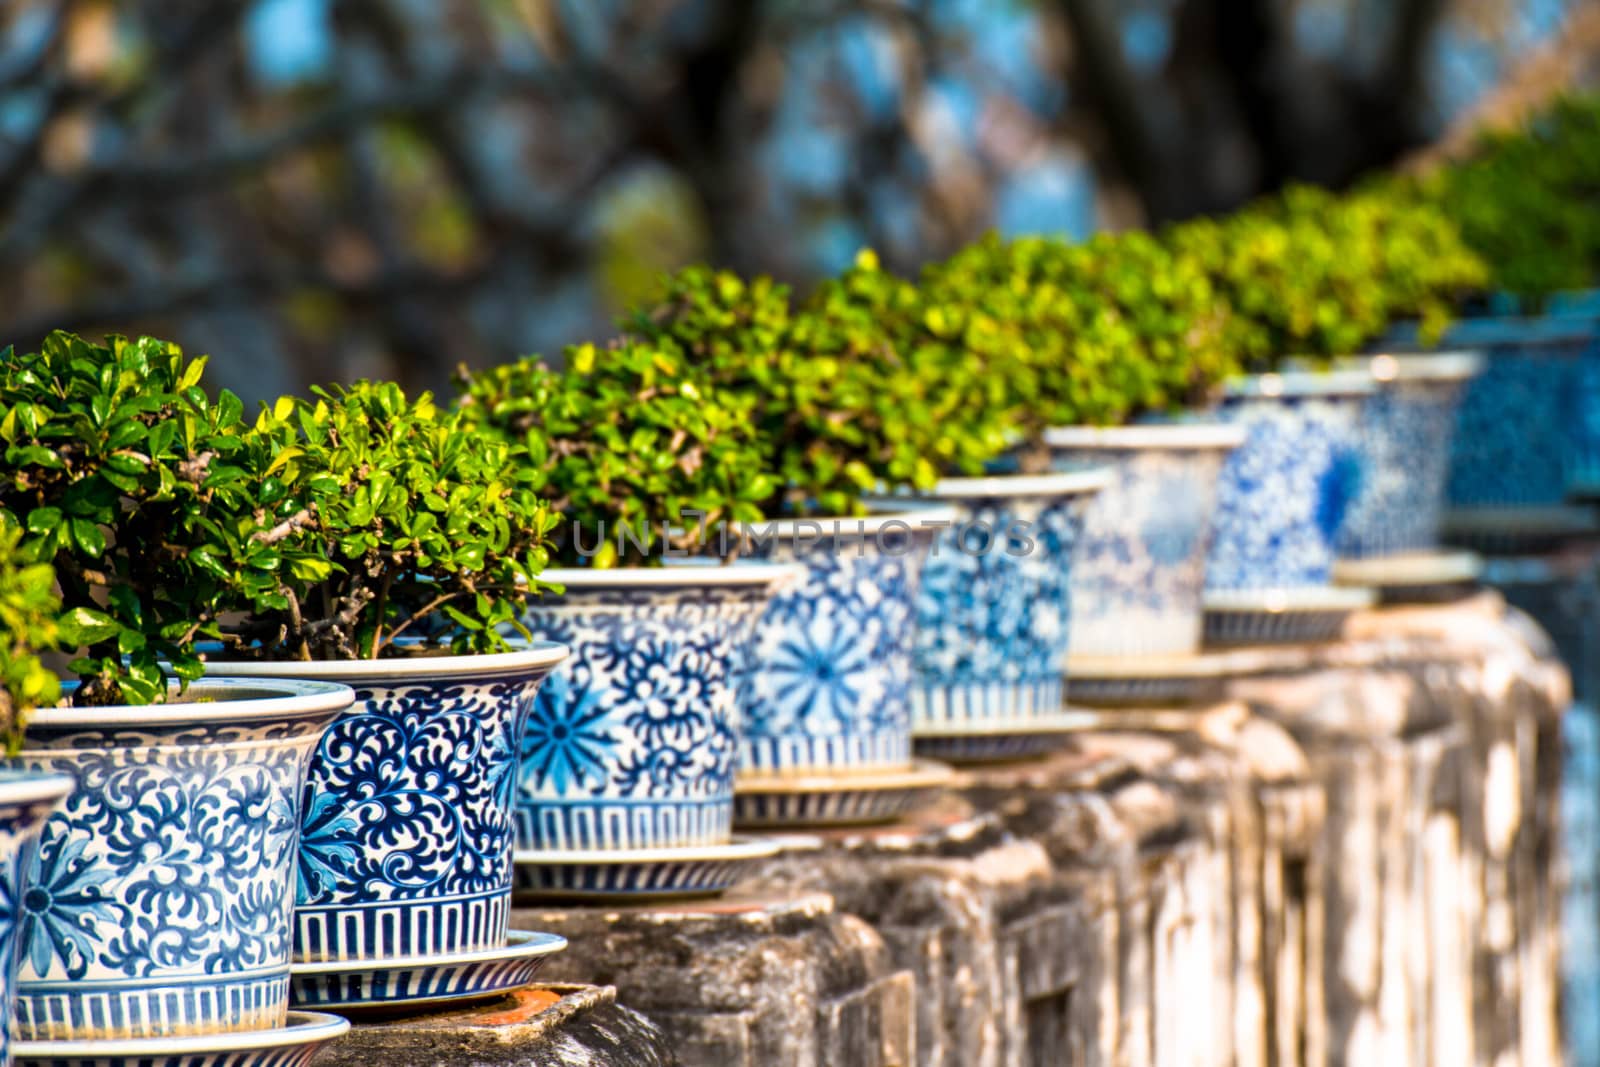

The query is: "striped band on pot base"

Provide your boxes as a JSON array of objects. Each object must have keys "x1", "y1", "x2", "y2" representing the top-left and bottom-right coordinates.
[
  {"x1": 15, "y1": 971, "x2": 290, "y2": 1041},
  {"x1": 293, "y1": 892, "x2": 508, "y2": 963},
  {"x1": 513, "y1": 798, "x2": 732, "y2": 852},
  {"x1": 911, "y1": 678, "x2": 1064, "y2": 728},
  {"x1": 739, "y1": 732, "x2": 910, "y2": 776},
  {"x1": 514, "y1": 858, "x2": 749, "y2": 899}
]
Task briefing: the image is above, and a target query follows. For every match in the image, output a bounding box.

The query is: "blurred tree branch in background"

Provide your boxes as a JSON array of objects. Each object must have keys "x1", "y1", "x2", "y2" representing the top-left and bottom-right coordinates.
[{"x1": 0, "y1": 0, "x2": 1572, "y2": 399}]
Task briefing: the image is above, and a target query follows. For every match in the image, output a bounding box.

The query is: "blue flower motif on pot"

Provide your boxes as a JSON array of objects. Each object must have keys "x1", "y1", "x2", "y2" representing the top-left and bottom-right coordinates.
[
  {"x1": 1046, "y1": 425, "x2": 1245, "y2": 658},
  {"x1": 1400, "y1": 318, "x2": 1600, "y2": 507},
  {"x1": 738, "y1": 511, "x2": 951, "y2": 776},
  {"x1": 1328, "y1": 353, "x2": 1482, "y2": 559},
  {"x1": 0, "y1": 773, "x2": 73, "y2": 1061},
  {"x1": 205, "y1": 646, "x2": 567, "y2": 965},
  {"x1": 1207, "y1": 375, "x2": 1373, "y2": 593},
  {"x1": 11, "y1": 679, "x2": 351, "y2": 1040},
  {"x1": 907, "y1": 473, "x2": 1106, "y2": 729},
  {"x1": 517, "y1": 567, "x2": 794, "y2": 852}
]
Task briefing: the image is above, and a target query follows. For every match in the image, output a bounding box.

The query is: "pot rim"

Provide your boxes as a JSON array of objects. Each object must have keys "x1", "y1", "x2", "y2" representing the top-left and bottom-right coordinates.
[
  {"x1": 922, "y1": 467, "x2": 1114, "y2": 500},
  {"x1": 1222, "y1": 369, "x2": 1376, "y2": 398},
  {"x1": 0, "y1": 770, "x2": 75, "y2": 807},
  {"x1": 730, "y1": 503, "x2": 963, "y2": 539},
  {"x1": 202, "y1": 642, "x2": 570, "y2": 684},
  {"x1": 1303, "y1": 351, "x2": 1487, "y2": 384},
  {"x1": 1043, "y1": 423, "x2": 1247, "y2": 451},
  {"x1": 539, "y1": 562, "x2": 804, "y2": 590},
  {"x1": 33, "y1": 676, "x2": 356, "y2": 729}
]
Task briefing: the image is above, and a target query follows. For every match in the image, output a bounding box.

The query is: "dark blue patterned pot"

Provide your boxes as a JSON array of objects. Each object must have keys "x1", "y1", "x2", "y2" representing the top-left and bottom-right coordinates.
[
  {"x1": 1045, "y1": 424, "x2": 1245, "y2": 657},
  {"x1": 736, "y1": 507, "x2": 956, "y2": 777},
  {"x1": 1331, "y1": 353, "x2": 1483, "y2": 559},
  {"x1": 209, "y1": 646, "x2": 566, "y2": 965},
  {"x1": 1208, "y1": 371, "x2": 1374, "y2": 592},
  {"x1": 516, "y1": 566, "x2": 797, "y2": 852},
  {"x1": 0, "y1": 772, "x2": 72, "y2": 1059},
  {"x1": 12, "y1": 680, "x2": 352, "y2": 1039},
  {"x1": 1387, "y1": 318, "x2": 1600, "y2": 507},
  {"x1": 906, "y1": 471, "x2": 1108, "y2": 731}
]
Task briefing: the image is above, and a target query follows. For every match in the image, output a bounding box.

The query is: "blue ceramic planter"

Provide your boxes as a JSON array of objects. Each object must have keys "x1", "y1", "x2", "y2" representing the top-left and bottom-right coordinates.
[
  {"x1": 209, "y1": 647, "x2": 567, "y2": 965},
  {"x1": 737, "y1": 508, "x2": 955, "y2": 777},
  {"x1": 516, "y1": 566, "x2": 795, "y2": 852},
  {"x1": 906, "y1": 471, "x2": 1108, "y2": 730},
  {"x1": 12, "y1": 679, "x2": 353, "y2": 1040},
  {"x1": 0, "y1": 773, "x2": 73, "y2": 1059},
  {"x1": 1330, "y1": 353, "x2": 1483, "y2": 559},
  {"x1": 1388, "y1": 318, "x2": 1600, "y2": 507},
  {"x1": 1208, "y1": 372, "x2": 1374, "y2": 592},
  {"x1": 1045, "y1": 425, "x2": 1245, "y2": 657}
]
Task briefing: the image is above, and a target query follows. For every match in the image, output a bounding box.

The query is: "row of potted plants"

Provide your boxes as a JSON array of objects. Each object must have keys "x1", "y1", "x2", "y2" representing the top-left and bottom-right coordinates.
[{"x1": 0, "y1": 91, "x2": 1596, "y2": 1066}]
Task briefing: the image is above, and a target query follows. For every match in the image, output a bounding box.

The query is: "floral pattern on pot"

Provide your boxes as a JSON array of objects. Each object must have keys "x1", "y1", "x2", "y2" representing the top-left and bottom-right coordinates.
[
  {"x1": 0, "y1": 773, "x2": 73, "y2": 1060},
  {"x1": 737, "y1": 510, "x2": 953, "y2": 776},
  {"x1": 205, "y1": 647, "x2": 566, "y2": 966},
  {"x1": 1046, "y1": 426, "x2": 1244, "y2": 658},
  {"x1": 517, "y1": 567, "x2": 794, "y2": 852},
  {"x1": 1333, "y1": 354, "x2": 1481, "y2": 559},
  {"x1": 907, "y1": 472, "x2": 1107, "y2": 730},
  {"x1": 1208, "y1": 376, "x2": 1373, "y2": 592},
  {"x1": 1395, "y1": 318, "x2": 1600, "y2": 507},
  {"x1": 11, "y1": 680, "x2": 352, "y2": 1041}
]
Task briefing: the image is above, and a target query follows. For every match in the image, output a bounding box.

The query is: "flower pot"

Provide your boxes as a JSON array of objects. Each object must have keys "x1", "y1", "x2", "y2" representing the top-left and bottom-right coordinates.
[
  {"x1": 12, "y1": 679, "x2": 353, "y2": 1040},
  {"x1": 0, "y1": 772, "x2": 73, "y2": 1057},
  {"x1": 516, "y1": 565, "x2": 798, "y2": 852},
  {"x1": 735, "y1": 507, "x2": 957, "y2": 777},
  {"x1": 1331, "y1": 352, "x2": 1484, "y2": 559},
  {"x1": 1207, "y1": 371, "x2": 1375, "y2": 593},
  {"x1": 1045, "y1": 425, "x2": 1246, "y2": 657},
  {"x1": 1390, "y1": 317, "x2": 1600, "y2": 508},
  {"x1": 204, "y1": 645, "x2": 567, "y2": 964},
  {"x1": 900, "y1": 471, "x2": 1109, "y2": 731}
]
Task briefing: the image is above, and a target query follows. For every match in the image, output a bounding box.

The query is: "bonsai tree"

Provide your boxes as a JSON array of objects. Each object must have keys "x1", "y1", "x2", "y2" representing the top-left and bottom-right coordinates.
[
  {"x1": 0, "y1": 524, "x2": 61, "y2": 749},
  {"x1": 455, "y1": 338, "x2": 771, "y2": 565},
  {"x1": 625, "y1": 251, "x2": 1010, "y2": 517},
  {"x1": 0, "y1": 332, "x2": 280, "y2": 704},
  {"x1": 922, "y1": 229, "x2": 1238, "y2": 457},
  {"x1": 1413, "y1": 93, "x2": 1600, "y2": 308},
  {"x1": 223, "y1": 379, "x2": 559, "y2": 660}
]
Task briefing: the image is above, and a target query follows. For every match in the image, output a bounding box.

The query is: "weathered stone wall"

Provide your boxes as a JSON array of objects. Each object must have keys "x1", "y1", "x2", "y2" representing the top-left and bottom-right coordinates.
[{"x1": 315, "y1": 595, "x2": 1568, "y2": 1067}]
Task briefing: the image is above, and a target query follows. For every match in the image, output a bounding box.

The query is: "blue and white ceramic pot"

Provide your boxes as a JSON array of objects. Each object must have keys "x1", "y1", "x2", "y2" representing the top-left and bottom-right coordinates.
[
  {"x1": 209, "y1": 646, "x2": 567, "y2": 965},
  {"x1": 736, "y1": 506, "x2": 958, "y2": 777},
  {"x1": 1207, "y1": 371, "x2": 1375, "y2": 593},
  {"x1": 1329, "y1": 352, "x2": 1484, "y2": 559},
  {"x1": 903, "y1": 471, "x2": 1108, "y2": 731},
  {"x1": 0, "y1": 772, "x2": 73, "y2": 1060},
  {"x1": 516, "y1": 565, "x2": 798, "y2": 852},
  {"x1": 1387, "y1": 317, "x2": 1600, "y2": 507},
  {"x1": 1045, "y1": 424, "x2": 1246, "y2": 657},
  {"x1": 12, "y1": 679, "x2": 353, "y2": 1040}
]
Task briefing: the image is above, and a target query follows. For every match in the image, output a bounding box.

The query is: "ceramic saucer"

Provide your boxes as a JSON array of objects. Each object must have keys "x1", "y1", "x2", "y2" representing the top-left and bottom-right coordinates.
[
  {"x1": 290, "y1": 929, "x2": 567, "y2": 1012},
  {"x1": 1202, "y1": 586, "x2": 1376, "y2": 647},
  {"x1": 911, "y1": 712, "x2": 1094, "y2": 764},
  {"x1": 1332, "y1": 550, "x2": 1483, "y2": 604},
  {"x1": 14, "y1": 1011, "x2": 350, "y2": 1067},
  {"x1": 1441, "y1": 506, "x2": 1600, "y2": 555},
  {"x1": 734, "y1": 759, "x2": 955, "y2": 827},
  {"x1": 513, "y1": 836, "x2": 781, "y2": 901},
  {"x1": 1066, "y1": 652, "x2": 1235, "y2": 708}
]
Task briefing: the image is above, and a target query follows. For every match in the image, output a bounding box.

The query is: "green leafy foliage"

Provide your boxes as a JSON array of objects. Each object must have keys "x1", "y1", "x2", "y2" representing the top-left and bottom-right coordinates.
[
  {"x1": 455, "y1": 340, "x2": 770, "y2": 566},
  {"x1": 1166, "y1": 183, "x2": 1485, "y2": 369},
  {"x1": 0, "y1": 522, "x2": 62, "y2": 750},
  {"x1": 1416, "y1": 93, "x2": 1600, "y2": 306},
  {"x1": 923, "y1": 230, "x2": 1238, "y2": 447},
  {"x1": 237, "y1": 381, "x2": 558, "y2": 659},
  {"x1": 625, "y1": 253, "x2": 1010, "y2": 517},
  {"x1": 0, "y1": 332, "x2": 273, "y2": 705}
]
